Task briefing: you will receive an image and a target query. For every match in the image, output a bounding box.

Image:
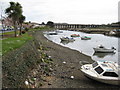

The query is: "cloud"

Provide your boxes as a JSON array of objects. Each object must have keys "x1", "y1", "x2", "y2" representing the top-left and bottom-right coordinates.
[{"x1": 0, "y1": 0, "x2": 119, "y2": 24}]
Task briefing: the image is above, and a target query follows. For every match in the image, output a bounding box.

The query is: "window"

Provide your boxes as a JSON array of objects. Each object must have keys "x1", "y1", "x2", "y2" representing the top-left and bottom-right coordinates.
[
  {"x1": 103, "y1": 72, "x2": 118, "y2": 77},
  {"x1": 95, "y1": 66, "x2": 104, "y2": 74},
  {"x1": 92, "y1": 62, "x2": 98, "y2": 68},
  {"x1": 101, "y1": 64, "x2": 108, "y2": 67}
]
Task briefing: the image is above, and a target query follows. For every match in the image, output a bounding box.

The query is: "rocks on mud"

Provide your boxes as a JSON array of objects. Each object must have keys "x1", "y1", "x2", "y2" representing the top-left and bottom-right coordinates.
[
  {"x1": 25, "y1": 80, "x2": 29, "y2": 85},
  {"x1": 70, "y1": 76, "x2": 74, "y2": 79},
  {"x1": 48, "y1": 83, "x2": 52, "y2": 85},
  {"x1": 63, "y1": 61, "x2": 66, "y2": 64}
]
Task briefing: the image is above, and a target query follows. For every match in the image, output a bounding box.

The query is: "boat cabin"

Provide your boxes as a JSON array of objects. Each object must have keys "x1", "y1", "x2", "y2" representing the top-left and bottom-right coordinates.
[
  {"x1": 98, "y1": 45, "x2": 105, "y2": 48},
  {"x1": 92, "y1": 61, "x2": 119, "y2": 77}
]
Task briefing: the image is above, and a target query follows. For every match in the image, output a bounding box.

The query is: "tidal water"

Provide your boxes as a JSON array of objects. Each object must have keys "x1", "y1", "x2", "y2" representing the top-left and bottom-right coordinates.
[{"x1": 44, "y1": 30, "x2": 120, "y2": 64}]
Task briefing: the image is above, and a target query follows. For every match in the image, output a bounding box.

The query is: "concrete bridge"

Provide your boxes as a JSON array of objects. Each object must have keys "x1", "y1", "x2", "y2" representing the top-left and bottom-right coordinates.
[{"x1": 54, "y1": 23, "x2": 105, "y2": 29}]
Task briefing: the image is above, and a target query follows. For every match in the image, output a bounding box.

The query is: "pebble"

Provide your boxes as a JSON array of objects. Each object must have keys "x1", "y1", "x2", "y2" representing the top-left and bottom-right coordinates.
[
  {"x1": 49, "y1": 68, "x2": 53, "y2": 72},
  {"x1": 61, "y1": 76, "x2": 64, "y2": 78},
  {"x1": 38, "y1": 49, "x2": 40, "y2": 52},
  {"x1": 48, "y1": 83, "x2": 52, "y2": 85},
  {"x1": 25, "y1": 80, "x2": 29, "y2": 85},
  {"x1": 49, "y1": 56, "x2": 51, "y2": 58},
  {"x1": 33, "y1": 78, "x2": 37, "y2": 81},
  {"x1": 70, "y1": 76, "x2": 74, "y2": 79},
  {"x1": 63, "y1": 61, "x2": 66, "y2": 64},
  {"x1": 71, "y1": 66, "x2": 75, "y2": 69}
]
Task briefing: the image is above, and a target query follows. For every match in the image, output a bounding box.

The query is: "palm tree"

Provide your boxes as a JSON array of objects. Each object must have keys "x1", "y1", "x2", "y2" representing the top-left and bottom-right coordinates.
[
  {"x1": 19, "y1": 15, "x2": 25, "y2": 35},
  {"x1": 5, "y1": 2, "x2": 23, "y2": 37}
]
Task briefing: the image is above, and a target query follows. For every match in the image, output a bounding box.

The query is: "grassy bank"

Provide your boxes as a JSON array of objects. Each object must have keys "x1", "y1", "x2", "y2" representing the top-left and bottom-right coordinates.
[
  {"x1": 2, "y1": 27, "x2": 54, "y2": 88},
  {"x1": 2, "y1": 26, "x2": 54, "y2": 55},
  {"x1": 2, "y1": 32, "x2": 33, "y2": 55}
]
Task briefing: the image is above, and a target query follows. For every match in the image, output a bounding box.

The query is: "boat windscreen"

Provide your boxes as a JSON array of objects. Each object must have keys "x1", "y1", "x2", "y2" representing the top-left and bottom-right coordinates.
[
  {"x1": 92, "y1": 62, "x2": 98, "y2": 68},
  {"x1": 103, "y1": 72, "x2": 118, "y2": 77},
  {"x1": 101, "y1": 64, "x2": 108, "y2": 67},
  {"x1": 95, "y1": 66, "x2": 104, "y2": 74}
]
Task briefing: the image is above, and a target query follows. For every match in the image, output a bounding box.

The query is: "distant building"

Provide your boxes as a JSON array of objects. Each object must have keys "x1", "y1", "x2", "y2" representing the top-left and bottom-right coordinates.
[
  {"x1": 0, "y1": 22, "x2": 2, "y2": 29},
  {"x1": 110, "y1": 23, "x2": 120, "y2": 28},
  {"x1": 31, "y1": 22, "x2": 45, "y2": 28},
  {"x1": 22, "y1": 22, "x2": 45, "y2": 29},
  {"x1": 2, "y1": 17, "x2": 13, "y2": 27}
]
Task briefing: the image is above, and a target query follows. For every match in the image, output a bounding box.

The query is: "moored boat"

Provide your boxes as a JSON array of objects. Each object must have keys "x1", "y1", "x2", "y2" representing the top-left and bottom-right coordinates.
[
  {"x1": 47, "y1": 32, "x2": 58, "y2": 35},
  {"x1": 93, "y1": 45, "x2": 116, "y2": 53},
  {"x1": 81, "y1": 36, "x2": 91, "y2": 40},
  {"x1": 81, "y1": 60, "x2": 120, "y2": 85},
  {"x1": 55, "y1": 30, "x2": 63, "y2": 33},
  {"x1": 71, "y1": 34, "x2": 80, "y2": 37},
  {"x1": 60, "y1": 37, "x2": 75, "y2": 42}
]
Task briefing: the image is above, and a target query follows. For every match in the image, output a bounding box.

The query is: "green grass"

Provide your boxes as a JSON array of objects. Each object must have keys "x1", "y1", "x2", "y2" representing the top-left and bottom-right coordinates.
[
  {"x1": 0, "y1": 40, "x2": 2, "y2": 56},
  {"x1": 2, "y1": 32, "x2": 33, "y2": 55},
  {"x1": 29, "y1": 26, "x2": 54, "y2": 31},
  {"x1": 3, "y1": 31, "x2": 15, "y2": 35},
  {"x1": 2, "y1": 26, "x2": 54, "y2": 55}
]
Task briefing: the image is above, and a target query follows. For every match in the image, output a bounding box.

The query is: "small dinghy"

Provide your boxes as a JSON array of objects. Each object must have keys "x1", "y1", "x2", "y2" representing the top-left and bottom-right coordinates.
[
  {"x1": 81, "y1": 36, "x2": 91, "y2": 40},
  {"x1": 71, "y1": 34, "x2": 80, "y2": 37},
  {"x1": 47, "y1": 32, "x2": 58, "y2": 35},
  {"x1": 60, "y1": 37, "x2": 75, "y2": 42},
  {"x1": 81, "y1": 60, "x2": 120, "y2": 85},
  {"x1": 55, "y1": 30, "x2": 63, "y2": 33},
  {"x1": 93, "y1": 45, "x2": 116, "y2": 53}
]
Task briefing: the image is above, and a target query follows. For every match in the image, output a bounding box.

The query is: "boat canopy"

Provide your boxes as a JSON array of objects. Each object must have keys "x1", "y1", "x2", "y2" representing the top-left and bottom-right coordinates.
[{"x1": 92, "y1": 61, "x2": 118, "y2": 76}]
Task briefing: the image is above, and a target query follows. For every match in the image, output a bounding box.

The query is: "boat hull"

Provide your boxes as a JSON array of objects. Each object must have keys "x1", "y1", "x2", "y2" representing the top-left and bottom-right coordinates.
[
  {"x1": 81, "y1": 37, "x2": 91, "y2": 40},
  {"x1": 81, "y1": 65, "x2": 119, "y2": 85},
  {"x1": 93, "y1": 48, "x2": 114, "y2": 53},
  {"x1": 81, "y1": 70, "x2": 119, "y2": 85},
  {"x1": 60, "y1": 38, "x2": 75, "y2": 42},
  {"x1": 47, "y1": 32, "x2": 57, "y2": 35},
  {"x1": 71, "y1": 34, "x2": 80, "y2": 37}
]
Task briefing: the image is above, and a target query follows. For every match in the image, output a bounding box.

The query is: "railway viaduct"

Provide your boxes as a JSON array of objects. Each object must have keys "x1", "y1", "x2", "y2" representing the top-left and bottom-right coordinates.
[{"x1": 54, "y1": 23, "x2": 105, "y2": 29}]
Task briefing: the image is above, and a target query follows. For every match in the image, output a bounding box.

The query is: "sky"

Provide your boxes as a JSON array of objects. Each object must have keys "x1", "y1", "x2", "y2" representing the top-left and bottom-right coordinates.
[{"x1": 0, "y1": 0, "x2": 120, "y2": 24}]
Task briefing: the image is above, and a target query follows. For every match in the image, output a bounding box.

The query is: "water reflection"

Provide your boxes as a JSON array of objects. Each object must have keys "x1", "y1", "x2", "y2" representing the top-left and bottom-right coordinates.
[
  {"x1": 44, "y1": 30, "x2": 119, "y2": 63},
  {"x1": 60, "y1": 40, "x2": 70, "y2": 45},
  {"x1": 60, "y1": 40, "x2": 74, "y2": 45},
  {"x1": 93, "y1": 52, "x2": 115, "y2": 58}
]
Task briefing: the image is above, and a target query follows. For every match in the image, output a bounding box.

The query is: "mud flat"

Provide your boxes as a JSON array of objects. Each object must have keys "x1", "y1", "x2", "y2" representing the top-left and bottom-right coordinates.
[{"x1": 34, "y1": 30, "x2": 119, "y2": 88}]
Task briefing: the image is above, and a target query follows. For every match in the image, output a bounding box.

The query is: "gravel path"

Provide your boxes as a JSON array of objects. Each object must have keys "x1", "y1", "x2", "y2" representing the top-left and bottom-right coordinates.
[{"x1": 34, "y1": 30, "x2": 119, "y2": 88}]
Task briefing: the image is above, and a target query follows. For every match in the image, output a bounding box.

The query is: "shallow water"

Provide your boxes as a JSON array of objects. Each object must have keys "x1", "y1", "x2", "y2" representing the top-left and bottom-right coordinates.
[{"x1": 44, "y1": 30, "x2": 120, "y2": 63}]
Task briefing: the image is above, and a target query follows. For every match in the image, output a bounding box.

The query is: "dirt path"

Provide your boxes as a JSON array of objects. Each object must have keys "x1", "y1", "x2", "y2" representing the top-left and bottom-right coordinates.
[{"x1": 34, "y1": 30, "x2": 119, "y2": 88}]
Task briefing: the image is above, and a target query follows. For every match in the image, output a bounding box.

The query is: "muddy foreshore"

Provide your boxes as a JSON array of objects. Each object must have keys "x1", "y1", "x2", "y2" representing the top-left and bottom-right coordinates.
[
  {"x1": 33, "y1": 30, "x2": 119, "y2": 88},
  {"x1": 2, "y1": 29, "x2": 119, "y2": 88}
]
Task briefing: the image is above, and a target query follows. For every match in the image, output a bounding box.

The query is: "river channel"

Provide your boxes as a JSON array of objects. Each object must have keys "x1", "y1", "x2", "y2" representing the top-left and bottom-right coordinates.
[{"x1": 44, "y1": 30, "x2": 120, "y2": 64}]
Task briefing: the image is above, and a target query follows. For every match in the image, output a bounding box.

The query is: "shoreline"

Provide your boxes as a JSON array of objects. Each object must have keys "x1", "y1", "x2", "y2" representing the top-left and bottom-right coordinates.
[
  {"x1": 2, "y1": 29, "x2": 119, "y2": 88},
  {"x1": 33, "y1": 30, "x2": 119, "y2": 88},
  {"x1": 62, "y1": 28, "x2": 119, "y2": 37}
]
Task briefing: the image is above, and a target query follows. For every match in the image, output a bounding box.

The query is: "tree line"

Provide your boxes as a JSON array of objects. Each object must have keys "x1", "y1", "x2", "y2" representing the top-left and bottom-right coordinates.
[
  {"x1": 5, "y1": 1, "x2": 26, "y2": 37},
  {"x1": 3, "y1": 1, "x2": 55, "y2": 37}
]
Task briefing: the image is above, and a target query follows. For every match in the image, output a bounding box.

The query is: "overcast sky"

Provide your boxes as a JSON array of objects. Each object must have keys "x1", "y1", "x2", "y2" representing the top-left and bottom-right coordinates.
[{"x1": 0, "y1": 0, "x2": 120, "y2": 24}]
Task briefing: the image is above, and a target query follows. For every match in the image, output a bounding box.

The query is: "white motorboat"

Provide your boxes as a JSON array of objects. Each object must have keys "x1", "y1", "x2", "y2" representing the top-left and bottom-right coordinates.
[
  {"x1": 93, "y1": 45, "x2": 116, "y2": 53},
  {"x1": 47, "y1": 32, "x2": 58, "y2": 35},
  {"x1": 81, "y1": 60, "x2": 120, "y2": 85},
  {"x1": 60, "y1": 37, "x2": 75, "y2": 42},
  {"x1": 55, "y1": 30, "x2": 63, "y2": 33}
]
